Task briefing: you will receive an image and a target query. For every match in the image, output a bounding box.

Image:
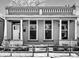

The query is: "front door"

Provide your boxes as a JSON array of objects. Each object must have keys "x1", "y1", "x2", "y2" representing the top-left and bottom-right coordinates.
[{"x1": 13, "y1": 23, "x2": 20, "y2": 40}]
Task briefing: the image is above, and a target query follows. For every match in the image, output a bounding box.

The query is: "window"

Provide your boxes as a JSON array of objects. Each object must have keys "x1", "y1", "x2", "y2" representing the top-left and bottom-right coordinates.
[
  {"x1": 30, "y1": 20, "x2": 37, "y2": 40},
  {"x1": 62, "y1": 21, "x2": 68, "y2": 39},
  {"x1": 45, "y1": 20, "x2": 52, "y2": 39},
  {"x1": 14, "y1": 25, "x2": 18, "y2": 30}
]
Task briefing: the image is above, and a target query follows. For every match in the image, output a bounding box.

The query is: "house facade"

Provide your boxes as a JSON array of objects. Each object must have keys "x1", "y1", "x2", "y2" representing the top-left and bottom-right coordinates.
[
  {"x1": 4, "y1": 5, "x2": 78, "y2": 47},
  {"x1": 0, "y1": 17, "x2": 4, "y2": 46}
]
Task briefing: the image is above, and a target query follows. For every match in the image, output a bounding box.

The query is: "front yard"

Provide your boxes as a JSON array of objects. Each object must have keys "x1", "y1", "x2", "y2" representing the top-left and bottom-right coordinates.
[{"x1": 0, "y1": 46, "x2": 78, "y2": 57}]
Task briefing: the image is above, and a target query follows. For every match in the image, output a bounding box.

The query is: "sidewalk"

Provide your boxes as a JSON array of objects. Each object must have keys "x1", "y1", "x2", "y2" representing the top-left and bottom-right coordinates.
[{"x1": 0, "y1": 52, "x2": 78, "y2": 57}]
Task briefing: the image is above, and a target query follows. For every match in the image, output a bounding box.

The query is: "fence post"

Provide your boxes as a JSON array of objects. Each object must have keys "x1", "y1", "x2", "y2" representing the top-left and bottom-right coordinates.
[
  {"x1": 10, "y1": 47, "x2": 13, "y2": 57},
  {"x1": 47, "y1": 45, "x2": 49, "y2": 57},
  {"x1": 69, "y1": 46, "x2": 71, "y2": 56},
  {"x1": 32, "y1": 45, "x2": 35, "y2": 57}
]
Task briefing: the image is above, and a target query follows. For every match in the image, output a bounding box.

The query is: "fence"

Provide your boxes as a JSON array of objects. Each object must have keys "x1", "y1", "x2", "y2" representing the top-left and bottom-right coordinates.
[{"x1": 0, "y1": 45, "x2": 78, "y2": 57}]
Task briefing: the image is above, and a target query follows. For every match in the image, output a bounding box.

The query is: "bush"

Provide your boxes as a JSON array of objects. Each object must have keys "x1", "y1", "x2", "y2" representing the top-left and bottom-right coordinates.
[
  {"x1": 13, "y1": 47, "x2": 29, "y2": 51},
  {"x1": 23, "y1": 47, "x2": 29, "y2": 51},
  {"x1": 13, "y1": 47, "x2": 23, "y2": 51},
  {"x1": 53, "y1": 47, "x2": 58, "y2": 51},
  {"x1": 0, "y1": 48, "x2": 4, "y2": 51},
  {"x1": 73, "y1": 47, "x2": 79, "y2": 51},
  {"x1": 64, "y1": 46, "x2": 68, "y2": 51},
  {"x1": 4, "y1": 48, "x2": 11, "y2": 51}
]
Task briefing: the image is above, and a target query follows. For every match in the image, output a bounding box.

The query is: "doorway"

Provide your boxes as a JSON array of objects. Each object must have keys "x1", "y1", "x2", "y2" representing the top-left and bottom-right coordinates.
[{"x1": 13, "y1": 23, "x2": 20, "y2": 40}]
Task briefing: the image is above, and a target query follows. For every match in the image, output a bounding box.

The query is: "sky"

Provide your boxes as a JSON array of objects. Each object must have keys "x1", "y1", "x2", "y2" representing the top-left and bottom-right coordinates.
[{"x1": 0, "y1": 0, "x2": 79, "y2": 14}]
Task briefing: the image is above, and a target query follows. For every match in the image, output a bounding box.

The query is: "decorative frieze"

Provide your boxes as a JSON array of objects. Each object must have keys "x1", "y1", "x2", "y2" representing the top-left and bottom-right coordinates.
[{"x1": 6, "y1": 6, "x2": 74, "y2": 15}]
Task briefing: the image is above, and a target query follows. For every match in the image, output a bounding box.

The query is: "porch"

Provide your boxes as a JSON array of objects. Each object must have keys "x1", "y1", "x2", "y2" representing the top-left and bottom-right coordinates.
[{"x1": 3, "y1": 15, "x2": 77, "y2": 47}]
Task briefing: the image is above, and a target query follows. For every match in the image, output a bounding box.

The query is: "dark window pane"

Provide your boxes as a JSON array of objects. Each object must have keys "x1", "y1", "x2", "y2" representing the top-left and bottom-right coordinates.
[
  {"x1": 45, "y1": 24, "x2": 51, "y2": 30},
  {"x1": 62, "y1": 25, "x2": 68, "y2": 30},
  {"x1": 62, "y1": 31, "x2": 68, "y2": 39},
  {"x1": 62, "y1": 21, "x2": 68, "y2": 30},
  {"x1": 45, "y1": 20, "x2": 51, "y2": 24},
  {"x1": 62, "y1": 25, "x2": 64, "y2": 30},
  {"x1": 14, "y1": 26, "x2": 16, "y2": 30},
  {"x1": 23, "y1": 29, "x2": 26, "y2": 32},
  {"x1": 30, "y1": 31, "x2": 36, "y2": 39},
  {"x1": 30, "y1": 20, "x2": 36, "y2": 24},
  {"x1": 45, "y1": 30, "x2": 51, "y2": 39},
  {"x1": 62, "y1": 21, "x2": 68, "y2": 24},
  {"x1": 30, "y1": 25, "x2": 36, "y2": 30}
]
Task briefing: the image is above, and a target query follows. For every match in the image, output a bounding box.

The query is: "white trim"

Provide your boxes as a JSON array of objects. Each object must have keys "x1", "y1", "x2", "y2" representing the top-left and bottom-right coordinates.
[
  {"x1": 4, "y1": 20, "x2": 7, "y2": 39},
  {"x1": 39, "y1": 9, "x2": 42, "y2": 15},
  {"x1": 28, "y1": 20, "x2": 30, "y2": 40},
  {"x1": 44, "y1": 20, "x2": 45, "y2": 40},
  {"x1": 59, "y1": 20, "x2": 61, "y2": 40},
  {"x1": 6, "y1": 17, "x2": 76, "y2": 21},
  {"x1": 68, "y1": 20, "x2": 69, "y2": 40},
  {"x1": 37, "y1": 20, "x2": 38, "y2": 40},
  {"x1": 75, "y1": 20, "x2": 77, "y2": 40},
  {"x1": 52, "y1": 20, "x2": 53, "y2": 40},
  {"x1": 5, "y1": 15, "x2": 77, "y2": 18},
  {"x1": 20, "y1": 20, "x2": 23, "y2": 40}
]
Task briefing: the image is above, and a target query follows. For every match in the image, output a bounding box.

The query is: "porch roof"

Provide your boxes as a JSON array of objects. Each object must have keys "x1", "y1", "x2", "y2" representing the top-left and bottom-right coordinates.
[{"x1": 5, "y1": 15, "x2": 77, "y2": 21}]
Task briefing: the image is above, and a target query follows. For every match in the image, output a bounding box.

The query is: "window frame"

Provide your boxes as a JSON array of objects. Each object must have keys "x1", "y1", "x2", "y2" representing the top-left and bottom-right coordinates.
[
  {"x1": 61, "y1": 20, "x2": 69, "y2": 40},
  {"x1": 28, "y1": 20, "x2": 38, "y2": 40},
  {"x1": 44, "y1": 20, "x2": 53, "y2": 40}
]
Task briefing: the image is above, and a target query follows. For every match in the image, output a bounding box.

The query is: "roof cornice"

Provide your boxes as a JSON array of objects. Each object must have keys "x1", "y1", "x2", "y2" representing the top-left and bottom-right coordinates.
[{"x1": 5, "y1": 15, "x2": 77, "y2": 18}]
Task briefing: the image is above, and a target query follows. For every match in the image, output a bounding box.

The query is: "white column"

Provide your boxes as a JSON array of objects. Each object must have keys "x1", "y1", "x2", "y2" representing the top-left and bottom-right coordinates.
[
  {"x1": 43, "y1": 19, "x2": 45, "y2": 40},
  {"x1": 20, "y1": 20, "x2": 23, "y2": 40},
  {"x1": 36, "y1": 20, "x2": 38, "y2": 40},
  {"x1": 59, "y1": 20, "x2": 62, "y2": 40},
  {"x1": 68, "y1": 20, "x2": 69, "y2": 40},
  {"x1": 4, "y1": 20, "x2": 7, "y2": 40},
  {"x1": 28, "y1": 20, "x2": 30, "y2": 40},
  {"x1": 75, "y1": 20, "x2": 77, "y2": 40},
  {"x1": 52, "y1": 20, "x2": 53, "y2": 40}
]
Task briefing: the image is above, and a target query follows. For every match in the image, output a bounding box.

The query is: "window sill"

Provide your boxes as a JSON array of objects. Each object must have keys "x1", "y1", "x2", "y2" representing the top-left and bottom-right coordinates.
[
  {"x1": 5, "y1": 40, "x2": 23, "y2": 41},
  {"x1": 11, "y1": 40, "x2": 23, "y2": 41},
  {"x1": 61, "y1": 39, "x2": 68, "y2": 40},
  {"x1": 27, "y1": 40, "x2": 38, "y2": 42},
  {"x1": 43, "y1": 40, "x2": 53, "y2": 42}
]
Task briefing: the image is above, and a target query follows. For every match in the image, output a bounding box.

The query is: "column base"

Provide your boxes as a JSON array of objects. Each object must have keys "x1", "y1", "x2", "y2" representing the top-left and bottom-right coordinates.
[
  {"x1": 10, "y1": 40, "x2": 23, "y2": 47},
  {"x1": 59, "y1": 40, "x2": 77, "y2": 46}
]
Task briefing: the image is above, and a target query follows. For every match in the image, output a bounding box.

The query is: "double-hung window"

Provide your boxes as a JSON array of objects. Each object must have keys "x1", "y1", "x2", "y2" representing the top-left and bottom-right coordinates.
[
  {"x1": 30, "y1": 20, "x2": 37, "y2": 40},
  {"x1": 45, "y1": 20, "x2": 52, "y2": 39},
  {"x1": 62, "y1": 21, "x2": 68, "y2": 40}
]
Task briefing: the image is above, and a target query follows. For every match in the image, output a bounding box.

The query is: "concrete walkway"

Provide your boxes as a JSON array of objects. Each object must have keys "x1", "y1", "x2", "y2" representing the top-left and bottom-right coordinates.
[{"x1": 0, "y1": 52, "x2": 78, "y2": 57}]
